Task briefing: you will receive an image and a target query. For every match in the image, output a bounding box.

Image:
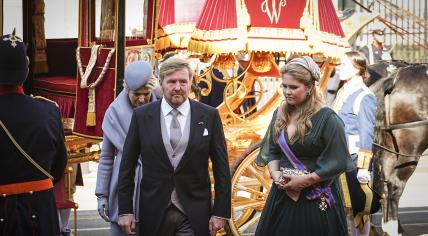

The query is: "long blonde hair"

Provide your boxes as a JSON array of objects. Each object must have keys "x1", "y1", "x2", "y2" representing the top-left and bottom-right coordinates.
[{"x1": 274, "y1": 63, "x2": 325, "y2": 144}]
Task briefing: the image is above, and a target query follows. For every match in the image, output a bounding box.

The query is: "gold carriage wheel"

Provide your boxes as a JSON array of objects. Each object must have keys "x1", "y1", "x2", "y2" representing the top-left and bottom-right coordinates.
[{"x1": 226, "y1": 142, "x2": 272, "y2": 236}]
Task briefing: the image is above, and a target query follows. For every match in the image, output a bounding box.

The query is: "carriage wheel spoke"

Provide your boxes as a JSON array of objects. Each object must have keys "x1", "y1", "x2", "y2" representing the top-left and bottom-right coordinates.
[
  {"x1": 247, "y1": 164, "x2": 271, "y2": 190},
  {"x1": 232, "y1": 199, "x2": 264, "y2": 211},
  {"x1": 239, "y1": 213, "x2": 261, "y2": 232},
  {"x1": 236, "y1": 184, "x2": 268, "y2": 198},
  {"x1": 244, "y1": 95, "x2": 260, "y2": 99}
]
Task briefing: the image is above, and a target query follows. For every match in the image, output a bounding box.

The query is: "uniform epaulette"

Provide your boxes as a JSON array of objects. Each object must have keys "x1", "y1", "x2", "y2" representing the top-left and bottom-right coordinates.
[{"x1": 31, "y1": 95, "x2": 59, "y2": 107}]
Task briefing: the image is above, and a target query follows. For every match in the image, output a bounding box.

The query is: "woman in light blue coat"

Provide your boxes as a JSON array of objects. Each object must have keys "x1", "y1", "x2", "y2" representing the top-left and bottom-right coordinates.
[
  {"x1": 95, "y1": 61, "x2": 157, "y2": 236},
  {"x1": 333, "y1": 51, "x2": 377, "y2": 236}
]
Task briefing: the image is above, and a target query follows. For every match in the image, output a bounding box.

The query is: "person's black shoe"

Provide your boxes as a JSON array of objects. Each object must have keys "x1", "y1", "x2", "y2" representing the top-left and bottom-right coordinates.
[{"x1": 61, "y1": 229, "x2": 71, "y2": 236}]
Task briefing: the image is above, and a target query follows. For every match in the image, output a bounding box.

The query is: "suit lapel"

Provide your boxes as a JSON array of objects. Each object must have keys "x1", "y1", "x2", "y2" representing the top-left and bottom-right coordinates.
[
  {"x1": 148, "y1": 101, "x2": 174, "y2": 169},
  {"x1": 176, "y1": 100, "x2": 206, "y2": 172}
]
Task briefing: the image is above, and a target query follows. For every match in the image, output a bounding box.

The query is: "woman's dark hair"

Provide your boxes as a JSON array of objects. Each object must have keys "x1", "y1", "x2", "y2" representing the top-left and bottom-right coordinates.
[{"x1": 345, "y1": 51, "x2": 370, "y2": 84}]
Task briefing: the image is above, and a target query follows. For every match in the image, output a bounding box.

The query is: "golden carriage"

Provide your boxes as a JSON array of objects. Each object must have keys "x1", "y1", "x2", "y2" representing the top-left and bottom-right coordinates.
[{"x1": 156, "y1": 0, "x2": 349, "y2": 234}]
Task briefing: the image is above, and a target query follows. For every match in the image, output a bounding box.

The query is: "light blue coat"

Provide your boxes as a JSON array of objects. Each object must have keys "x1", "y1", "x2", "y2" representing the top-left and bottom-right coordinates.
[{"x1": 333, "y1": 77, "x2": 377, "y2": 155}]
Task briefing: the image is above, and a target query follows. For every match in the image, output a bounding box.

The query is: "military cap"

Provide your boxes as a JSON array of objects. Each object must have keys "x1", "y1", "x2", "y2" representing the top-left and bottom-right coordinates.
[{"x1": 0, "y1": 30, "x2": 29, "y2": 85}]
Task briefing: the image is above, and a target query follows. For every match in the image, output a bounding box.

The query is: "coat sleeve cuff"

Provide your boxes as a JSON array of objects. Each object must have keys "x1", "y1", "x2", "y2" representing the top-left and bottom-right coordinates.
[{"x1": 357, "y1": 149, "x2": 373, "y2": 169}]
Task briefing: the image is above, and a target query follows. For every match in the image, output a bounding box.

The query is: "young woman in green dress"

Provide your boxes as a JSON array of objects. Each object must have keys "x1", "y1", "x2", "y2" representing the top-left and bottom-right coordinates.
[{"x1": 255, "y1": 56, "x2": 354, "y2": 235}]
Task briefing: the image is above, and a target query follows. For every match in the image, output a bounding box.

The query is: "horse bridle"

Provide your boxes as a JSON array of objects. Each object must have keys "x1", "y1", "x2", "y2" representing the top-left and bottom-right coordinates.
[
  {"x1": 382, "y1": 119, "x2": 428, "y2": 131},
  {"x1": 374, "y1": 94, "x2": 428, "y2": 169}
]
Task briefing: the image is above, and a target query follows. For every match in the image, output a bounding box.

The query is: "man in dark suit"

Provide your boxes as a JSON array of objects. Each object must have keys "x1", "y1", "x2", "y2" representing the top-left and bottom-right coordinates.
[
  {"x1": 0, "y1": 31, "x2": 67, "y2": 235},
  {"x1": 118, "y1": 57, "x2": 231, "y2": 236}
]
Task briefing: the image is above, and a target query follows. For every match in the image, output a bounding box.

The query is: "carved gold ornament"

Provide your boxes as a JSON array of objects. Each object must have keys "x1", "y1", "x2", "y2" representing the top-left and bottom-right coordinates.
[{"x1": 251, "y1": 52, "x2": 273, "y2": 73}]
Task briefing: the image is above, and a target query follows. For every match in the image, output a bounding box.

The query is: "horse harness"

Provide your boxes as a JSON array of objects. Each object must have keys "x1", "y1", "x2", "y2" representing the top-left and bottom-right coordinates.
[{"x1": 374, "y1": 91, "x2": 428, "y2": 169}]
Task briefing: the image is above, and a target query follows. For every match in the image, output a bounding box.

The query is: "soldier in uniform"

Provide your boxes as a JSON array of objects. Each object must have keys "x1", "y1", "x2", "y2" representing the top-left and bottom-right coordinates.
[
  {"x1": 0, "y1": 32, "x2": 67, "y2": 235},
  {"x1": 333, "y1": 51, "x2": 377, "y2": 236},
  {"x1": 360, "y1": 28, "x2": 392, "y2": 65}
]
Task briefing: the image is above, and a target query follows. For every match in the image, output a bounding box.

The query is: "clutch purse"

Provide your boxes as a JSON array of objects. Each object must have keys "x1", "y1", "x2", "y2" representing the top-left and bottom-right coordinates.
[{"x1": 278, "y1": 167, "x2": 311, "y2": 202}]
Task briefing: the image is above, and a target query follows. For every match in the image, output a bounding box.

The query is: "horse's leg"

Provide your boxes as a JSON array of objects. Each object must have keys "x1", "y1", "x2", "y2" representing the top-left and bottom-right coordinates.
[
  {"x1": 372, "y1": 150, "x2": 391, "y2": 236},
  {"x1": 383, "y1": 163, "x2": 417, "y2": 236},
  {"x1": 398, "y1": 218, "x2": 404, "y2": 234},
  {"x1": 382, "y1": 180, "x2": 400, "y2": 236},
  {"x1": 380, "y1": 154, "x2": 401, "y2": 236}
]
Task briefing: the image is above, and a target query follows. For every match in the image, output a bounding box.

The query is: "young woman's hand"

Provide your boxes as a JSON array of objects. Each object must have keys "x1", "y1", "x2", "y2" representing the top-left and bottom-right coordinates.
[{"x1": 282, "y1": 173, "x2": 320, "y2": 192}]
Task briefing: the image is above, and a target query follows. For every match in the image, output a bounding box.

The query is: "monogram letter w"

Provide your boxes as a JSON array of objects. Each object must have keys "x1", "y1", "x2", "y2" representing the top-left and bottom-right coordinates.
[{"x1": 261, "y1": 0, "x2": 287, "y2": 25}]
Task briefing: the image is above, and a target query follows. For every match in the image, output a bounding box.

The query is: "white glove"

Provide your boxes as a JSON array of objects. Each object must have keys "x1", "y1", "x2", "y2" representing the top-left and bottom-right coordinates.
[
  {"x1": 97, "y1": 196, "x2": 110, "y2": 222},
  {"x1": 357, "y1": 169, "x2": 371, "y2": 184}
]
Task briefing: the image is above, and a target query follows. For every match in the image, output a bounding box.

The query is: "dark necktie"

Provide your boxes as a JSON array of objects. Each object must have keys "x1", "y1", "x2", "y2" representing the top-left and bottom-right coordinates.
[{"x1": 169, "y1": 109, "x2": 182, "y2": 150}]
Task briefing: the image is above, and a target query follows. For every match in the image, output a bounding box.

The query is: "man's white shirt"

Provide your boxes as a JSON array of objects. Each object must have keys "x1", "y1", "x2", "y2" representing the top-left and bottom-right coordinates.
[{"x1": 161, "y1": 98, "x2": 190, "y2": 139}]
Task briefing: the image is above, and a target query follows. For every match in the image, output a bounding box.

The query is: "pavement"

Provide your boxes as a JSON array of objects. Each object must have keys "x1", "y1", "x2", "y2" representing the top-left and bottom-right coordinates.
[{"x1": 70, "y1": 154, "x2": 428, "y2": 236}]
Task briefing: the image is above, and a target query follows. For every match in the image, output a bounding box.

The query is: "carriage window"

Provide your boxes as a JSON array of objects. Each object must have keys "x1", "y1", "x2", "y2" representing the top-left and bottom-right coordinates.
[
  {"x1": 94, "y1": 0, "x2": 148, "y2": 41},
  {"x1": 126, "y1": 0, "x2": 147, "y2": 38},
  {"x1": 95, "y1": 0, "x2": 116, "y2": 41},
  {"x1": 2, "y1": 0, "x2": 23, "y2": 38},
  {"x1": 44, "y1": 0, "x2": 79, "y2": 38}
]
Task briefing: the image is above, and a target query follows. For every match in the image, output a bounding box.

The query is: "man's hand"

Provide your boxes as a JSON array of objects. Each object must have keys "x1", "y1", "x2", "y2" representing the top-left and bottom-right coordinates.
[
  {"x1": 97, "y1": 197, "x2": 110, "y2": 222},
  {"x1": 118, "y1": 214, "x2": 136, "y2": 235},
  {"x1": 357, "y1": 168, "x2": 371, "y2": 184},
  {"x1": 209, "y1": 216, "x2": 226, "y2": 236}
]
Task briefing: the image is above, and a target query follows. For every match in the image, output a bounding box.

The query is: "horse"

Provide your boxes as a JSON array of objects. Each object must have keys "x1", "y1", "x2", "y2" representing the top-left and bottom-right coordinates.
[
  {"x1": 369, "y1": 63, "x2": 428, "y2": 236},
  {"x1": 366, "y1": 60, "x2": 409, "y2": 87}
]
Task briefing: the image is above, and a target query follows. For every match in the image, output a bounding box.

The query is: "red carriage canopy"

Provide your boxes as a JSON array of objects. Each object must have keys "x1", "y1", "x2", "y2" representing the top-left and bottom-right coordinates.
[
  {"x1": 246, "y1": 0, "x2": 349, "y2": 58},
  {"x1": 188, "y1": 0, "x2": 249, "y2": 54},
  {"x1": 156, "y1": 0, "x2": 206, "y2": 53},
  {"x1": 185, "y1": 0, "x2": 349, "y2": 59}
]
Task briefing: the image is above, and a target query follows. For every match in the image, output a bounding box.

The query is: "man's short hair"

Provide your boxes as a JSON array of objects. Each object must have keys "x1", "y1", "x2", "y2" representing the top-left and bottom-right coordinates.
[{"x1": 158, "y1": 57, "x2": 193, "y2": 83}]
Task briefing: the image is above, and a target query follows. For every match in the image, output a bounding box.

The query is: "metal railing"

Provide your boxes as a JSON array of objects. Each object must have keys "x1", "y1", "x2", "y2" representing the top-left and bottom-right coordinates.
[{"x1": 350, "y1": 0, "x2": 428, "y2": 63}]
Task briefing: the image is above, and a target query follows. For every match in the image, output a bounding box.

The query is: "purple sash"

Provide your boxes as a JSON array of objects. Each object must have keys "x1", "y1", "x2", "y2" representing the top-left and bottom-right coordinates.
[{"x1": 277, "y1": 130, "x2": 335, "y2": 209}]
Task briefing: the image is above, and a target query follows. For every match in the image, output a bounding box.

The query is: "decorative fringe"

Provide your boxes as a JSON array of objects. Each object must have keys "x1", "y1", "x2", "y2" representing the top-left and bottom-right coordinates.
[
  {"x1": 188, "y1": 26, "x2": 248, "y2": 54},
  {"x1": 86, "y1": 88, "x2": 96, "y2": 127},
  {"x1": 156, "y1": 23, "x2": 195, "y2": 53},
  {"x1": 86, "y1": 112, "x2": 96, "y2": 127}
]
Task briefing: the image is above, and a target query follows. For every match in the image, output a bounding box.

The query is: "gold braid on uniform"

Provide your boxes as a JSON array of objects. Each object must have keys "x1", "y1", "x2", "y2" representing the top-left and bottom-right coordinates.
[
  {"x1": 31, "y1": 95, "x2": 59, "y2": 107},
  {"x1": 0, "y1": 120, "x2": 54, "y2": 180}
]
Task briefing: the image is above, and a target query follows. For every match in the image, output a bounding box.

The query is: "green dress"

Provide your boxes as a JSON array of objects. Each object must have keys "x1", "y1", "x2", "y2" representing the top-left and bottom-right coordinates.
[{"x1": 255, "y1": 107, "x2": 354, "y2": 236}]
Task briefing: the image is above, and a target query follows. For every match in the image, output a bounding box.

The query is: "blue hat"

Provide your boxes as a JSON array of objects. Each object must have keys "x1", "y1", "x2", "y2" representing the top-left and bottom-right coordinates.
[
  {"x1": 0, "y1": 31, "x2": 29, "y2": 85},
  {"x1": 124, "y1": 61, "x2": 155, "y2": 90}
]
